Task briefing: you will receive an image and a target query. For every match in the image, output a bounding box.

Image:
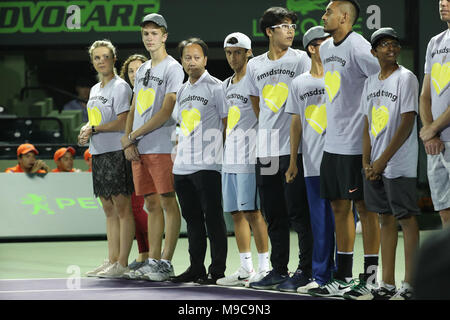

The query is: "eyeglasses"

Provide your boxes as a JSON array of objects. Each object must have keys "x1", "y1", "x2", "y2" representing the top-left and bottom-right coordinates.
[
  {"x1": 143, "y1": 68, "x2": 151, "y2": 86},
  {"x1": 378, "y1": 40, "x2": 401, "y2": 49},
  {"x1": 271, "y1": 23, "x2": 297, "y2": 31}
]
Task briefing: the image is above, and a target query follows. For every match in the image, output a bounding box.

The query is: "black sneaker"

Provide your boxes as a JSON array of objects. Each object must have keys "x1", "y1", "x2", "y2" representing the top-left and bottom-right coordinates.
[
  {"x1": 171, "y1": 266, "x2": 206, "y2": 283},
  {"x1": 249, "y1": 269, "x2": 289, "y2": 290},
  {"x1": 372, "y1": 285, "x2": 397, "y2": 300},
  {"x1": 195, "y1": 273, "x2": 225, "y2": 285}
]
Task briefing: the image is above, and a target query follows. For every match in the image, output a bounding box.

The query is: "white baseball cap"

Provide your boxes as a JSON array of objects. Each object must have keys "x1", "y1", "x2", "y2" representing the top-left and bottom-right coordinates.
[{"x1": 223, "y1": 32, "x2": 252, "y2": 50}]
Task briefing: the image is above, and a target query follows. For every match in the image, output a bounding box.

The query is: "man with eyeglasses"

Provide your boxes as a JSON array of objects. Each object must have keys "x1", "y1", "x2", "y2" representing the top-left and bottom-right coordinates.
[
  {"x1": 120, "y1": 13, "x2": 184, "y2": 282},
  {"x1": 359, "y1": 27, "x2": 420, "y2": 300},
  {"x1": 308, "y1": 0, "x2": 381, "y2": 298},
  {"x1": 419, "y1": 0, "x2": 450, "y2": 227},
  {"x1": 244, "y1": 6, "x2": 313, "y2": 292}
]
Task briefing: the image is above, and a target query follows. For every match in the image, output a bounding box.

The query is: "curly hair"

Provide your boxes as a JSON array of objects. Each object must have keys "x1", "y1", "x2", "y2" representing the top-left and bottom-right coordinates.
[{"x1": 119, "y1": 54, "x2": 148, "y2": 87}]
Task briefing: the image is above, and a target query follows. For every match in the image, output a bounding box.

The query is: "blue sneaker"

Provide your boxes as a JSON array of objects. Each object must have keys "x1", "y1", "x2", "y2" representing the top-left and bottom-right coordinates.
[
  {"x1": 249, "y1": 269, "x2": 289, "y2": 290},
  {"x1": 278, "y1": 269, "x2": 312, "y2": 293}
]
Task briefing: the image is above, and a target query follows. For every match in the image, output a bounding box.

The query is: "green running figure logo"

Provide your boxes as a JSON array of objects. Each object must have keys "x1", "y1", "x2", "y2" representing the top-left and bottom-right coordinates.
[
  {"x1": 21, "y1": 193, "x2": 55, "y2": 215},
  {"x1": 286, "y1": 0, "x2": 328, "y2": 15}
]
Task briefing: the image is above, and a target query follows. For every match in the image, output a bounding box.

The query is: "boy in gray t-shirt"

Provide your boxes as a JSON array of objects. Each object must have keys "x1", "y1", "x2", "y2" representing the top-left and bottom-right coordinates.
[{"x1": 360, "y1": 28, "x2": 420, "y2": 300}]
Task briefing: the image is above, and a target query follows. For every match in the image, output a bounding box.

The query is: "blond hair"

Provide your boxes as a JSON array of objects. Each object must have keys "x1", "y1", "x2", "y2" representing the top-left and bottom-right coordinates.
[{"x1": 88, "y1": 39, "x2": 118, "y2": 81}]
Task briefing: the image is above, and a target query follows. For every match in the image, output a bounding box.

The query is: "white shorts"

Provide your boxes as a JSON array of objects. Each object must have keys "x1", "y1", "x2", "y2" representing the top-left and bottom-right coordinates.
[
  {"x1": 427, "y1": 142, "x2": 450, "y2": 211},
  {"x1": 222, "y1": 172, "x2": 259, "y2": 213}
]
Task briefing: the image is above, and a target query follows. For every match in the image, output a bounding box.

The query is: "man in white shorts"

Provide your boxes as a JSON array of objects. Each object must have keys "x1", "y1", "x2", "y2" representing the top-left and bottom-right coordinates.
[{"x1": 419, "y1": 0, "x2": 450, "y2": 226}]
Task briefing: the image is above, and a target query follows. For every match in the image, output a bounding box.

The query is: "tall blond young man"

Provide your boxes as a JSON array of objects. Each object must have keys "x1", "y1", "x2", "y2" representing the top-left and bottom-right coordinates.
[{"x1": 121, "y1": 13, "x2": 184, "y2": 281}]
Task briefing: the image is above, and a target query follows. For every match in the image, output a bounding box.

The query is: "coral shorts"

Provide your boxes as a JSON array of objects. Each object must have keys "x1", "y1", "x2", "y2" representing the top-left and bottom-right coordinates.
[{"x1": 131, "y1": 154, "x2": 175, "y2": 196}]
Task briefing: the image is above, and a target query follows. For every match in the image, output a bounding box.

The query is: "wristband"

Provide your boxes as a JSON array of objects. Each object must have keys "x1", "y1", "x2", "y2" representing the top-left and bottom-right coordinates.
[{"x1": 91, "y1": 126, "x2": 97, "y2": 134}]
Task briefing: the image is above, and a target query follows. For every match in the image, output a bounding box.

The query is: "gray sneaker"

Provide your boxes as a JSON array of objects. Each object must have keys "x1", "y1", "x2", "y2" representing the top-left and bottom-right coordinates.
[
  {"x1": 145, "y1": 260, "x2": 175, "y2": 281},
  {"x1": 134, "y1": 259, "x2": 160, "y2": 280},
  {"x1": 123, "y1": 260, "x2": 145, "y2": 280}
]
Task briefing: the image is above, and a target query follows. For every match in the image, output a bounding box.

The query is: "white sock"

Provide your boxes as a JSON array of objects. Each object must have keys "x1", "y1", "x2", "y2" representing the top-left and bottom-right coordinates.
[
  {"x1": 161, "y1": 259, "x2": 172, "y2": 267},
  {"x1": 258, "y1": 252, "x2": 270, "y2": 272},
  {"x1": 240, "y1": 252, "x2": 253, "y2": 272}
]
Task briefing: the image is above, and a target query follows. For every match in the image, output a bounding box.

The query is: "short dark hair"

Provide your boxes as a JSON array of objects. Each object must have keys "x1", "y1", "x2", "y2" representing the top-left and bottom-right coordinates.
[
  {"x1": 331, "y1": 0, "x2": 360, "y2": 25},
  {"x1": 259, "y1": 7, "x2": 298, "y2": 39},
  {"x1": 178, "y1": 37, "x2": 208, "y2": 58}
]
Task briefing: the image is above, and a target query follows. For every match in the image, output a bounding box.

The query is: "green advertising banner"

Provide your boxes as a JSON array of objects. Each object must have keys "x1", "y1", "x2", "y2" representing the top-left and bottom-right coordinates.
[
  {"x1": 0, "y1": 0, "x2": 407, "y2": 46},
  {"x1": 0, "y1": 172, "x2": 234, "y2": 239}
]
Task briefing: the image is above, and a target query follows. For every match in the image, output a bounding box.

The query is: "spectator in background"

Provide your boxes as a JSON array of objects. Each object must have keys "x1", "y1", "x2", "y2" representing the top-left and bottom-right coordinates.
[
  {"x1": 63, "y1": 77, "x2": 92, "y2": 123},
  {"x1": 5, "y1": 143, "x2": 49, "y2": 173},
  {"x1": 84, "y1": 149, "x2": 92, "y2": 172},
  {"x1": 51, "y1": 147, "x2": 80, "y2": 172},
  {"x1": 119, "y1": 53, "x2": 151, "y2": 278}
]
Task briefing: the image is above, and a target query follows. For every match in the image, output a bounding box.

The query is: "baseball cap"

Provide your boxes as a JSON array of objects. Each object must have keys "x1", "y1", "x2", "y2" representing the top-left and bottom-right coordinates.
[
  {"x1": 84, "y1": 149, "x2": 92, "y2": 162},
  {"x1": 17, "y1": 143, "x2": 38, "y2": 156},
  {"x1": 224, "y1": 32, "x2": 252, "y2": 50},
  {"x1": 370, "y1": 27, "x2": 399, "y2": 47},
  {"x1": 54, "y1": 147, "x2": 76, "y2": 162},
  {"x1": 140, "y1": 13, "x2": 168, "y2": 29},
  {"x1": 303, "y1": 26, "x2": 330, "y2": 49}
]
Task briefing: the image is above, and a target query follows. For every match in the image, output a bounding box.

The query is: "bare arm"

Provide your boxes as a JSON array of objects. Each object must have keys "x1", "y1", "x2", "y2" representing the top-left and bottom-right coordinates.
[
  {"x1": 285, "y1": 114, "x2": 302, "y2": 183},
  {"x1": 362, "y1": 116, "x2": 376, "y2": 180},
  {"x1": 419, "y1": 73, "x2": 445, "y2": 155},
  {"x1": 250, "y1": 95, "x2": 260, "y2": 118}
]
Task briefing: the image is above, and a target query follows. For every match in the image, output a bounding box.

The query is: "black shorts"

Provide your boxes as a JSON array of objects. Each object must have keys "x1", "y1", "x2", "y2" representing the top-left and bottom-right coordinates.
[
  {"x1": 92, "y1": 150, "x2": 134, "y2": 200},
  {"x1": 363, "y1": 172, "x2": 420, "y2": 219},
  {"x1": 320, "y1": 151, "x2": 364, "y2": 201}
]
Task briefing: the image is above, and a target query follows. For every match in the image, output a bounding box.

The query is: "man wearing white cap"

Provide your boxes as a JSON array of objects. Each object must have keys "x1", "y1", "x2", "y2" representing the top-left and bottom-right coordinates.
[{"x1": 216, "y1": 32, "x2": 270, "y2": 288}]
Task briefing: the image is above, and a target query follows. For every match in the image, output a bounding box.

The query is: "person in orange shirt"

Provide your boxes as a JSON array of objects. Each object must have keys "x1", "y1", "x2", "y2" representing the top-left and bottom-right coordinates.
[
  {"x1": 52, "y1": 147, "x2": 79, "y2": 172},
  {"x1": 84, "y1": 149, "x2": 92, "y2": 172},
  {"x1": 5, "y1": 143, "x2": 49, "y2": 173}
]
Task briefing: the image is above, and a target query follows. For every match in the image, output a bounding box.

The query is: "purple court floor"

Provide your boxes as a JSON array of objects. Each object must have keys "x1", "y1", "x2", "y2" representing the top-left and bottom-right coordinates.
[{"x1": 0, "y1": 277, "x2": 334, "y2": 300}]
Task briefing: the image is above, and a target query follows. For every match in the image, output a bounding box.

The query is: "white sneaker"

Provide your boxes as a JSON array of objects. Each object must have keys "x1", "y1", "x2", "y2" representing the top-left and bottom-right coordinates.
[
  {"x1": 97, "y1": 262, "x2": 129, "y2": 279},
  {"x1": 134, "y1": 259, "x2": 160, "y2": 280},
  {"x1": 297, "y1": 280, "x2": 319, "y2": 294},
  {"x1": 217, "y1": 267, "x2": 255, "y2": 287},
  {"x1": 246, "y1": 269, "x2": 269, "y2": 288},
  {"x1": 308, "y1": 278, "x2": 354, "y2": 297},
  {"x1": 85, "y1": 259, "x2": 112, "y2": 277},
  {"x1": 390, "y1": 282, "x2": 413, "y2": 300},
  {"x1": 146, "y1": 260, "x2": 175, "y2": 281}
]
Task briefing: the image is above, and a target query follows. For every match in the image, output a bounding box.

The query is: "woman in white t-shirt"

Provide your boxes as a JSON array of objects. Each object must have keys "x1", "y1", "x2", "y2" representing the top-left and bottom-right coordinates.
[{"x1": 78, "y1": 39, "x2": 135, "y2": 279}]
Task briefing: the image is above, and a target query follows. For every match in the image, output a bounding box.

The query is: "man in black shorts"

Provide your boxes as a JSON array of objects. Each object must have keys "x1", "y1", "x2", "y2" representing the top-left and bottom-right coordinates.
[{"x1": 308, "y1": 0, "x2": 381, "y2": 298}]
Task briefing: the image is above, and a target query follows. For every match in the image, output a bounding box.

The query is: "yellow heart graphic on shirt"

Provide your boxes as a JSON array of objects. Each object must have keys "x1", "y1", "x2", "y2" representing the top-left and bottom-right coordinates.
[
  {"x1": 371, "y1": 106, "x2": 389, "y2": 138},
  {"x1": 305, "y1": 104, "x2": 327, "y2": 135},
  {"x1": 180, "y1": 108, "x2": 201, "y2": 136},
  {"x1": 87, "y1": 106, "x2": 102, "y2": 126},
  {"x1": 431, "y1": 62, "x2": 450, "y2": 95},
  {"x1": 136, "y1": 88, "x2": 156, "y2": 116},
  {"x1": 262, "y1": 82, "x2": 289, "y2": 113},
  {"x1": 324, "y1": 71, "x2": 341, "y2": 102},
  {"x1": 226, "y1": 106, "x2": 241, "y2": 136}
]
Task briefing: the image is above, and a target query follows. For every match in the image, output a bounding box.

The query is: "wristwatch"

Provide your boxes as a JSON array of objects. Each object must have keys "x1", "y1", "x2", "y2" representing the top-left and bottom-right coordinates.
[{"x1": 91, "y1": 126, "x2": 97, "y2": 134}]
